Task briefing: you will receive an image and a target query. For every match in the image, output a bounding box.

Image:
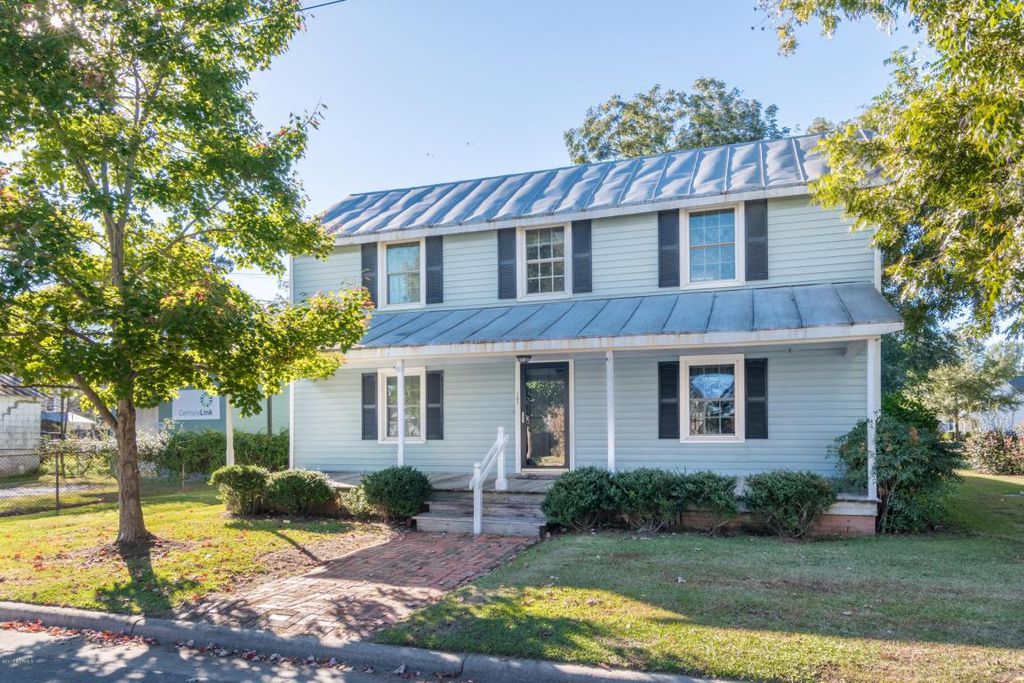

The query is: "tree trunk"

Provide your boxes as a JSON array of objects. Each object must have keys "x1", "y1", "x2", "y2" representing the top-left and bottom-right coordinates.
[{"x1": 114, "y1": 397, "x2": 149, "y2": 546}]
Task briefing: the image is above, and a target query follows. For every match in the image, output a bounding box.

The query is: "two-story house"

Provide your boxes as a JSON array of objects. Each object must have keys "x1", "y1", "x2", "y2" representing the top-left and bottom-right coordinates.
[{"x1": 289, "y1": 132, "x2": 902, "y2": 534}]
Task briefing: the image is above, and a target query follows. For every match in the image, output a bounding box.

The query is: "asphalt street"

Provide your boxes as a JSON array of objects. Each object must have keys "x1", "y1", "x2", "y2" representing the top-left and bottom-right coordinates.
[{"x1": 0, "y1": 629, "x2": 430, "y2": 682}]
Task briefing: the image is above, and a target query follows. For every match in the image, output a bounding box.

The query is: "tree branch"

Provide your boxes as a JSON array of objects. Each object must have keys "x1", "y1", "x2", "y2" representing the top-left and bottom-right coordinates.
[{"x1": 73, "y1": 375, "x2": 117, "y2": 429}]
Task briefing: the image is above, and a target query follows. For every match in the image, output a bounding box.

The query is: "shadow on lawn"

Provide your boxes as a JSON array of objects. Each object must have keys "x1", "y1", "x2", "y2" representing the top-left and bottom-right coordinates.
[
  {"x1": 385, "y1": 591, "x2": 692, "y2": 674},
  {"x1": 94, "y1": 540, "x2": 201, "y2": 615}
]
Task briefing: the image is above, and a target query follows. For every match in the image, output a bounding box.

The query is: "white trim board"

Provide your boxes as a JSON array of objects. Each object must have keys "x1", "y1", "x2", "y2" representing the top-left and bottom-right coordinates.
[{"x1": 345, "y1": 322, "x2": 903, "y2": 361}]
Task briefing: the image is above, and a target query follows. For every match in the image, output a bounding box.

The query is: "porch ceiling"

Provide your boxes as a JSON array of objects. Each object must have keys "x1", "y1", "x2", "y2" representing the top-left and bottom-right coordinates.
[{"x1": 350, "y1": 282, "x2": 901, "y2": 358}]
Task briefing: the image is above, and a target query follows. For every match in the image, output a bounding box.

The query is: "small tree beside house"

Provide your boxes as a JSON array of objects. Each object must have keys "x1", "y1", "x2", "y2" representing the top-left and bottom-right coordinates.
[{"x1": 0, "y1": 1, "x2": 370, "y2": 547}]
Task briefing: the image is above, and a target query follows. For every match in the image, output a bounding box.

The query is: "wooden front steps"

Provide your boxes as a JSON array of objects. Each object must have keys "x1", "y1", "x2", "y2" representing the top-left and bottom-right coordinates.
[{"x1": 414, "y1": 490, "x2": 547, "y2": 537}]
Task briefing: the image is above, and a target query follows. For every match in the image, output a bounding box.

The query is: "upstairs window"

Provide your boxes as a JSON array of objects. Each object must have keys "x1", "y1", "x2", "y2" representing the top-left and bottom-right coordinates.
[
  {"x1": 384, "y1": 241, "x2": 422, "y2": 306},
  {"x1": 687, "y1": 209, "x2": 736, "y2": 283},
  {"x1": 523, "y1": 226, "x2": 566, "y2": 295}
]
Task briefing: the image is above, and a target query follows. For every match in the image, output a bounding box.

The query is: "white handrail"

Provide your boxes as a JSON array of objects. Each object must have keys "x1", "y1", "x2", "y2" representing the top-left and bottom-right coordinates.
[{"x1": 471, "y1": 426, "x2": 510, "y2": 534}]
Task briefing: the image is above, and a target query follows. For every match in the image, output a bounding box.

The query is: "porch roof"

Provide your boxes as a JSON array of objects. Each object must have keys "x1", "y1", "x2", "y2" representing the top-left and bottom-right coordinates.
[{"x1": 352, "y1": 282, "x2": 901, "y2": 357}]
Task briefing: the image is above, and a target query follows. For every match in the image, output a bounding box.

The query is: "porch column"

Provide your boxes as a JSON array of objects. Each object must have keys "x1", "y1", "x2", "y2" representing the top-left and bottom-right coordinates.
[
  {"x1": 395, "y1": 359, "x2": 405, "y2": 466},
  {"x1": 606, "y1": 350, "x2": 616, "y2": 473},
  {"x1": 225, "y1": 396, "x2": 234, "y2": 466},
  {"x1": 866, "y1": 337, "x2": 881, "y2": 500}
]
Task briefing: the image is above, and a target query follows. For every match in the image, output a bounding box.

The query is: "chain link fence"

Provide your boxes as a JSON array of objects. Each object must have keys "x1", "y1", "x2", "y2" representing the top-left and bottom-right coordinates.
[{"x1": 0, "y1": 447, "x2": 120, "y2": 516}]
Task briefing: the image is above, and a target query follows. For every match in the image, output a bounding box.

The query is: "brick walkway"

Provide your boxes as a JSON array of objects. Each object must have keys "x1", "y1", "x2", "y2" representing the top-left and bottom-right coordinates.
[{"x1": 177, "y1": 532, "x2": 534, "y2": 640}]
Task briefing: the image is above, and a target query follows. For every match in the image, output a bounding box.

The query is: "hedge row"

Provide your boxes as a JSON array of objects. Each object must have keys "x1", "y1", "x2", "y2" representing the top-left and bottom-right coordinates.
[
  {"x1": 542, "y1": 467, "x2": 836, "y2": 538},
  {"x1": 208, "y1": 464, "x2": 432, "y2": 522}
]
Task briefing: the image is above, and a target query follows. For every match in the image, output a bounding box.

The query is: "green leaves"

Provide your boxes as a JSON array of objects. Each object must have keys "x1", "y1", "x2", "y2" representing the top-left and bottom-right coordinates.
[
  {"x1": 564, "y1": 79, "x2": 790, "y2": 164},
  {"x1": 765, "y1": 0, "x2": 1024, "y2": 335},
  {"x1": 0, "y1": 1, "x2": 371, "y2": 422}
]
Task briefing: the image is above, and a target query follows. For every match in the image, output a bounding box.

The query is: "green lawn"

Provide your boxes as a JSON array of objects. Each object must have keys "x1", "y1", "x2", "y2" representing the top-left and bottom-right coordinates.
[
  {"x1": 0, "y1": 486, "x2": 391, "y2": 615},
  {"x1": 380, "y1": 471, "x2": 1024, "y2": 682}
]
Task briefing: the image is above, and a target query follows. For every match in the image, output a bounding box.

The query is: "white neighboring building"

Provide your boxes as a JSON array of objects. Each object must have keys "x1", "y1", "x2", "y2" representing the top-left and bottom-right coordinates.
[
  {"x1": 0, "y1": 375, "x2": 45, "y2": 476},
  {"x1": 973, "y1": 376, "x2": 1024, "y2": 432}
]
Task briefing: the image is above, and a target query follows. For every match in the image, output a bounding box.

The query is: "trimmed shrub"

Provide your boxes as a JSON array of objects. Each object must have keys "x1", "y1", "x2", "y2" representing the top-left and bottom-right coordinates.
[
  {"x1": 541, "y1": 467, "x2": 616, "y2": 530},
  {"x1": 235, "y1": 430, "x2": 289, "y2": 472},
  {"x1": 681, "y1": 471, "x2": 739, "y2": 534},
  {"x1": 209, "y1": 464, "x2": 269, "y2": 515},
  {"x1": 266, "y1": 469, "x2": 336, "y2": 516},
  {"x1": 963, "y1": 430, "x2": 1024, "y2": 475},
  {"x1": 339, "y1": 486, "x2": 378, "y2": 520},
  {"x1": 744, "y1": 470, "x2": 836, "y2": 538},
  {"x1": 151, "y1": 429, "x2": 290, "y2": 487},
  {"x1": 361, "y1": 466, "x2": 432, "y2": 521},
  {"x1": 158, "y1": 430, "x2": 224, "y2": 487},
  {"x1": 611, "y1": 468, "x2": 686, "y2": 532},
  {"x1": 831, "y1": 397, "x2": 961, "y2": 533}
]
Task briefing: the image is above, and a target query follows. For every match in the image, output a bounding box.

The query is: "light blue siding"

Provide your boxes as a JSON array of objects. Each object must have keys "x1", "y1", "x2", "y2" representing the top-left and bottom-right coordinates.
[
  {"x1": 292, "y1": 360, "x2": 516, "y2": 474},
  {"x1": 441, "y1": 231, "x2": 496, "y2": 308},
  {"x1": 292, "y1": 246, "x2": 361, "y2": 300},
  {"x1": 610, "y1": 348, "x2": 865, "y2": 476},
  {"x1": 766, "y1": 196, "x2": 874, "y2": 285},
  {"x1": 293, "y1": 197, "x2": 875, "y2": 310},
  {"x1": 293, "y1": 346, "x2": 864, "y2": 477}
]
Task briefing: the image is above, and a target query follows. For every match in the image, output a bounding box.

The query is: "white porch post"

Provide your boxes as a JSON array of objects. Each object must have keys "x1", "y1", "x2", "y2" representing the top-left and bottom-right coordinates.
[
  {"x1": 866, "y1": 337, "x2": 881, "y2": 500},
  {"x1": 395, "y1": 359, "x2": 405, "y2": 466},
  {"x1": 606, "y1": 350, "x2": 616, "y2": 473},
  {"x1": 225, "y1": 396, "x2": 235, "y2": 467}
]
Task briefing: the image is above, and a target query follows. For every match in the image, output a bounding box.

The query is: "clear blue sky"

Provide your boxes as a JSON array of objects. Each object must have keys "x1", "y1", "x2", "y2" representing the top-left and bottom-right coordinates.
[{"x1": 236, "y1": 0, "x2": 910, "y2": 298}]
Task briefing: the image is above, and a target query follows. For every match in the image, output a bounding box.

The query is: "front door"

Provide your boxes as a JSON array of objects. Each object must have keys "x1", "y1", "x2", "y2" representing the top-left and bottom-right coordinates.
[{"x1": 520, "y1": 362, "x2": 570, "y2": 469}]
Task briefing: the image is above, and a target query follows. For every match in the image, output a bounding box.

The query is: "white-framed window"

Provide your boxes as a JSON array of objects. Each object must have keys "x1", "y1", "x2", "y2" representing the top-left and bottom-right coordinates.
[
  {"x1": 378, "y1": 239, "x2": 424, "y2": 309},
  {"x1": 517, "y1": 224, "x2": 571, "y2": 299},
  {"x1": 378, "y1": 367, "x2": 426, "y2": 442},
  {"x1": 682, "y1": 205, "x2": 744, "y2": 287},
  {"x1": 680, "y1": 354, "x2": 745, "y2": 442}
]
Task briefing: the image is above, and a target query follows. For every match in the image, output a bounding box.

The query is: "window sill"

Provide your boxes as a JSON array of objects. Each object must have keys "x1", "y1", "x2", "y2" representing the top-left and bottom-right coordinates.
[
  {"x1": 681, "y1": 279, "x2": 745, "y2": 291},
  {"x1": 679, "y1": 435, "x2": 746, "y2": 444},
  {"x1": 377, "y1": 301, "x2": 425, "y2": 312},
  {"x1": 517, "y1": 291, "x2": 571, "y2": 302},
  {"x1": 378, "y1": 438, "x2": 427, "y2": 445}
]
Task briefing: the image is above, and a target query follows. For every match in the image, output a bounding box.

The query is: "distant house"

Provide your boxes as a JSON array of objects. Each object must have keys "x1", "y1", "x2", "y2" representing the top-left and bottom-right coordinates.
[
  {"x1": 961, "y1": 376, "x2": 1024, "y2": 432},
  {"x1": 0, "y1": 375, "x2": 46, "y2": 476},
  {"x1": 288, "y1": 133, "x2": 903, "y2": 535}
]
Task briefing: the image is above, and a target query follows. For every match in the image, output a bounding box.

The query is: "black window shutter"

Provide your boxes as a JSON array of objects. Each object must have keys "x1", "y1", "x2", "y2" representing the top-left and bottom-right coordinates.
[
  {"x1": 658, "y1": 361, "x2": 680, "y2": 439},
  {"x1": 658, "y1": 210, "x2": 680, "y2": 287},
  {"x1": 497, "y1": 228, "x2": 517, "y2": 299},
  {"x1": 745, "y1": 199, "x2": 768, "y2": 281},
  {"x1": 745, "y1": 358, "x2": 768, "y2": 439},
  {"x1": 361, "y1": 243, "x2": 377, "y2": 306},
  {"x1": 571, "y1": 220, "x2": 592, "y2": 293},
  {"x1": 361, "y1": 373, "x2": 377, "y2": 440},
  {"x1": 425, "y1": 235, "x2": 443, "y2": 304},
  {"x1": 426, "y1": 370, "x2": 444, "y2": 440}
]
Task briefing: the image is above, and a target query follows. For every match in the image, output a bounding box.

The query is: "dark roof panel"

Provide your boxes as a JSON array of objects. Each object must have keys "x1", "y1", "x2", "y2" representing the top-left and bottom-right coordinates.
[{"x1": 359, "y1": 282, "x2": 899, "y2": 349}]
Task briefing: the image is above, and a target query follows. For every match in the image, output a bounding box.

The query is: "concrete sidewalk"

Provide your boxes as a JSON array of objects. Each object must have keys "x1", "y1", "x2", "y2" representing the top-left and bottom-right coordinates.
[{"x1": 0, "y1": 601, "x2": 724, "y2": 683}]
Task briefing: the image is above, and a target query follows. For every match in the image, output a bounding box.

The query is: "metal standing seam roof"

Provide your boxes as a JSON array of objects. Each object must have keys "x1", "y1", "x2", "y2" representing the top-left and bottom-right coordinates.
[
  {"x1": 356, "y1": 282, "x2": 901, "y2": 350},
  {"x1": 322, "y1": 132, "x2": 870, "y2": 239}
]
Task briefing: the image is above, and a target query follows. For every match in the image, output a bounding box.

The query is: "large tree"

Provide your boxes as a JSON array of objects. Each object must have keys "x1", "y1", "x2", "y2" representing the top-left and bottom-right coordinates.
[
  {"x1": 564, "y1": 78, "x2": 790, "y2": 164},
  {"x1": 0, "y1": 1, "x2": 370, "y2": 546},
  {"x1": 761, "y1": 0, "x2": 1024, "y2": 335}
]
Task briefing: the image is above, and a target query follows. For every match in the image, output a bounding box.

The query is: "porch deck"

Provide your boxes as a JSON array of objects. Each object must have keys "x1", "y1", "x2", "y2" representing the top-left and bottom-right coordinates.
[{"x1": 326, "y1": 471, "x2": 557, "y2": 494}]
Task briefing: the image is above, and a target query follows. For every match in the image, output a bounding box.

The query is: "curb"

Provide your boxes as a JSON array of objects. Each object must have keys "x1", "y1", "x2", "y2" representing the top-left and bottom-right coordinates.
[{"x1": 0, "y1": 601, "x2": 721, "y2": 683}]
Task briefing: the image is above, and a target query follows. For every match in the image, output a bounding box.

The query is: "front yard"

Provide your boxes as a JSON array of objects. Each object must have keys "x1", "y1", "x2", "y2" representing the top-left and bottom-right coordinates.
[
  {"x1": 0, "y1": 486, "x2": 392, "y2": 615},
  {"x1": 380, "y1": 471, "x2": 1024, "y2": 683}
]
